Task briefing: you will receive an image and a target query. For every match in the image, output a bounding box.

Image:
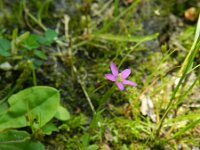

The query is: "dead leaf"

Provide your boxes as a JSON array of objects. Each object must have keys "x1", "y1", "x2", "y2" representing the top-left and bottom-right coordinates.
[
  {"x1": 104, "y1": 127, "x2": 113, "y2": 142},
  {"x1": 140, "y1": 94, "x2": 156, "y2": 122},
  {"x1": 100, "y1": 144, "x2": 111, "y2": 150}
]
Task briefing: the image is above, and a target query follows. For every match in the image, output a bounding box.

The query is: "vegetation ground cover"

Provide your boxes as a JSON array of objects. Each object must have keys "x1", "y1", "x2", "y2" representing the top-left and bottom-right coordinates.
[{"x1": 0, "y1": 0, "x2": 200, "y2": 149}]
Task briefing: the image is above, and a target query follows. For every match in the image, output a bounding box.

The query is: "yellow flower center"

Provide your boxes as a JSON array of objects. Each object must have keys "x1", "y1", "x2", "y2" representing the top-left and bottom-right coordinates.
[{"x1": 116, "y1": 73, "x2": 124, "y2": 82}]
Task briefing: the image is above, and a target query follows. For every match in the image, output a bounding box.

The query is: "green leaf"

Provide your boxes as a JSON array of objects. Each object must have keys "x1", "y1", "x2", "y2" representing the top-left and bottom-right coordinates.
[
  {"x1": 0, "y1": 130, "x2": 45, "y2": 150},
  {"x1": 0, "y1": 86, "x2": 60, "y2": 131},
  {"x1": 87, "y1": 145, "x2": 99, "y2": 150},
  {"x1": 41, "y1": 123, "x2": 58, "y2": 135},
  {"x1": 0, "y1": 130, "x2": 29, "y2": 142},
  {"x1": 0, "y1": 38, "x2": 11, "y2": 57},
  {"x1": 172, "y1": 118, "x2": 200, "y2": 139},
  {"x1": 93, "y1": 33, "x2": 159, "y2": 43},
  {"x1": 31, "y1": 58, "x2": 43, "y2": 68},
  {"x1": 54, "y1": 105, "x2": 70, "y2": 121},
  {"x1": 37, "y1": 29, "x2": 57, "y2": 45},
  {"x1": 44, "y1": 29, "x2": 57, "y2": 42},
  {"x1": 16, "y1": 32, "x2": 30, "y2": 45},
  {"x1": 23, "y1": 35, "x2": 40, "y2": 50},
  {"x1": 0, "y1": 38, "x2": 10, "y2": 50},
  {"x1": 0, "y1": 102, "x2": 9, "y2": 115},
  {"x1": 0, "y1": 49, "x2": 10, "y2": 57},
  {"x1": 35, "y1": 35, "x2": 46, "y2": 44},
  {"x1": 34, "y1": 50, "x2": 48, "y2": 60}
]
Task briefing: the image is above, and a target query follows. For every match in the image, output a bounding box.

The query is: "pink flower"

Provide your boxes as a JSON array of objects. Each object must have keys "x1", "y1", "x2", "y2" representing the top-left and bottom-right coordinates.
[{"x1": 105, "y1": 62, "x2": 137, "y2": 90}]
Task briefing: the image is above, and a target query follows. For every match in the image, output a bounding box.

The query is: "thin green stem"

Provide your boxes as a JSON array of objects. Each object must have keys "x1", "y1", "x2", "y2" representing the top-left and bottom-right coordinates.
[
  {"x1": 25, "y1": 9, "x2": 47, "y2": 31},
  {"x1": 22, "y1": 0, "x2": 46, "y2": 31},
  {"x1": 28, "y1": 60, "x2": 37, "y2": 86},
  {"x1": 79, "y1": 80, "x2": 96, "y2": 114},
  {"x1": 32, "y1": 66, "x2": 37, "y2": 86},
  {"x1": 73, "y1": 66, "x2": 96, "y2": 114}
]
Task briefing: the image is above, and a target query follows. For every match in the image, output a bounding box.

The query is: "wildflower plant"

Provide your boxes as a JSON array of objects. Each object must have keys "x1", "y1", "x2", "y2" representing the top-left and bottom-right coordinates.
[{"x1": 105, "y1": 62, "x2": 137, "y2": 90}]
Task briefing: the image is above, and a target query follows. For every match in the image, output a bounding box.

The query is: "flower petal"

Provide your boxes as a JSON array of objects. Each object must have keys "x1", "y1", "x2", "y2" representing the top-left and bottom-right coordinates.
[
  {"x1": 116, "y1": 82, "x2": 124, "y2": 90},
  {"x1": 105, "y1": 73, "x2": 116, "y2": 81},
  {"x1": 121, "y1": 69, "x2": 131, "y2": 79},
  {"x1": 110, "y1": 62, "x2": 119, "y2": 76},
  {"x1": 123, "y1": 79, "x2": 137, "y2": 86}
]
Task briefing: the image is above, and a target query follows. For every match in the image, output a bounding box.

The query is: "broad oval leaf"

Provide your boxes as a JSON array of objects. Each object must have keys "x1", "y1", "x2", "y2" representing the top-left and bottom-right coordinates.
[
  {"x1": 0, "y1": 86, "x2": 60, "y2": 131},
  {"x1": 0, "y1": 38, "x2": 11, "y2": 57},
  {"x1": 0, "y1": 130, "x2": 45, "y2": 150},
  {"x1": 54, "y1": 105, "x2": 70, "y2": 121},
  {"x1": 0, "y1": 38, "x2": 11, "y2": 50}
]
